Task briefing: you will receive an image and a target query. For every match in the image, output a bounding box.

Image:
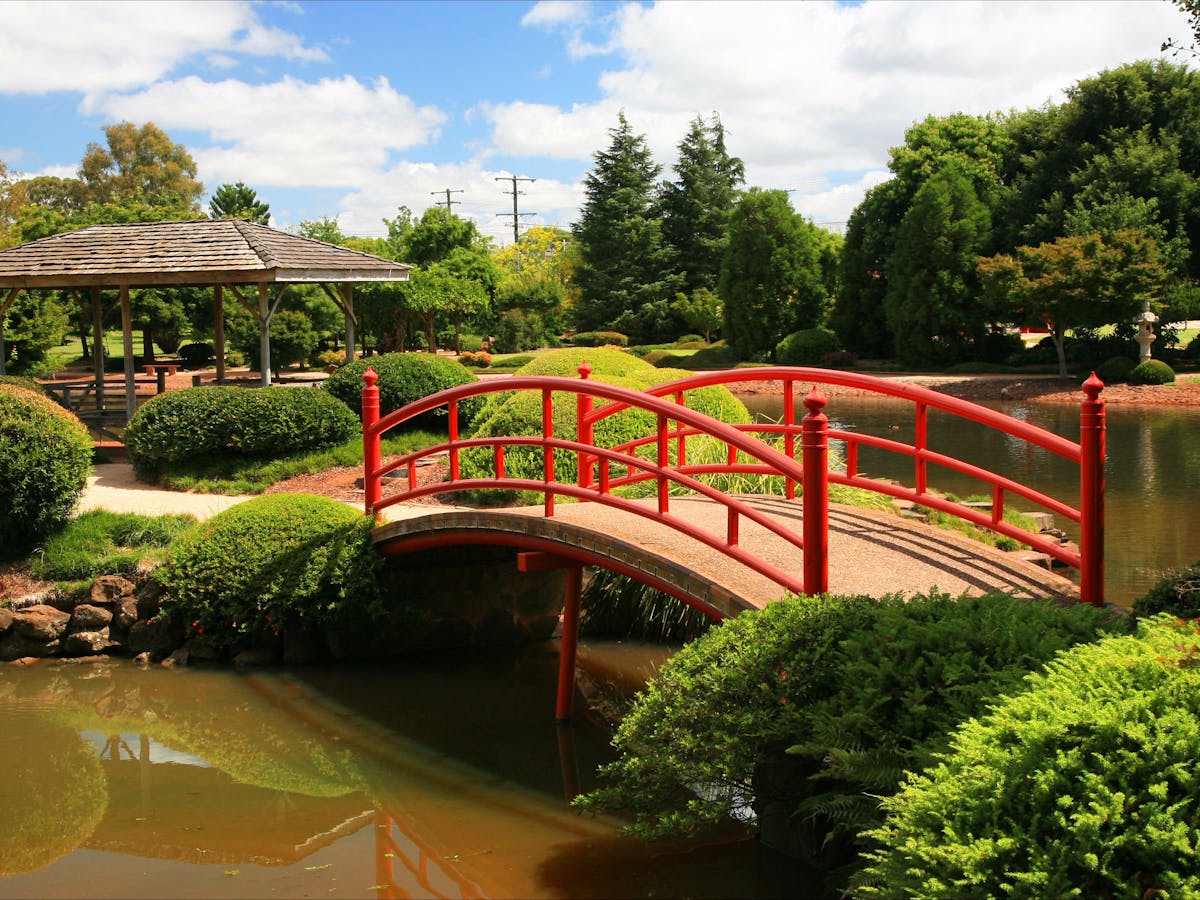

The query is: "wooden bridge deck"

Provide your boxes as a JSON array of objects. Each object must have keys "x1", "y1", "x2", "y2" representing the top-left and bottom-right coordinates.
[{"x1": 373, "y1": 496, "x2": 1079, "y2": 615}]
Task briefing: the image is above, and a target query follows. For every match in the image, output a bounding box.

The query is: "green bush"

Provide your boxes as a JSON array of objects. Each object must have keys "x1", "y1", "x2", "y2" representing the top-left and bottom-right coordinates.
[
  {"x1": 156, "y1": 494, "x2": 383, "y2": 653},
  {"x1": 575, "y1": 592, "x2": 1123, "y2": 862},
  {"x1": 232, "y1": 308, "x2": 318, "y2": 375},
  {"x1": 1094, "y1": 355, "x2": 1136, "y2": 383},
  {"x1": 569, "y1": 330, "x2": 629, "y2": 347},
  {"x1": 0, "y1": 385, "x2": 92, "y2": 559},
  {"x1": 462, "y1": 349, "x2": 749, "y2": 489},
  {"x1": 321, "y1": 352, "x2": 481, "y2": 425},
  {"x1": 124, "y1": 385, "x2": 359, "y2": 479},
  {"x1": 1133, "y1": 559, "x2": 1200, "y2": 620},
  {"x1": 1128, "y1": 358, "x2": 1176, "y2": 384},
  {"x1": 0, "y1": 375, "x2": 46, "y2": 394},
  {"x1": 775, "y1": 328, "x2": 842, "y2": 366},
  {"x1": 676, "y1": 334, "x2": 706, "y2": 345},
  {"x1": 650, "y1": 342, "x2": 742, "y2": 370},
  {"x1": 854, "y1": 616, "x2": 1200, "y2": 898}
]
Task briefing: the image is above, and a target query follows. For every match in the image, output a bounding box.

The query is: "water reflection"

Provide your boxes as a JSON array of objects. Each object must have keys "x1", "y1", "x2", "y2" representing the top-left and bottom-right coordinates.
[{"x1": 0, "y1": 649, "x2": 816, "y2": 899}]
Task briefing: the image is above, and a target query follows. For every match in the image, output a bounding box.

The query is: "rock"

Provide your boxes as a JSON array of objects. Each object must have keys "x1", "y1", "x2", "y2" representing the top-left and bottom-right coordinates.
[
  {"x1": 135, "y1": 579, "x2": 165, "y2": 621},
  {"x1": 113, "y1": 597, "x2": 139, "y2": 632},
  {"x1": 0, "y1": 631, "x2": 59, "y2": 660},
  {"x1": 5, "y1": 656, "x2": 41, "y2": 667},
  {"x1": 12, "y1": 605, "x2": 70, "y2": 642},
  {"x1": 133, "y1": 651, "x2": 152, "y2": 667},
  {"x1": 63, "y1": 628, "x2": 116, "y2": 656},
  {"x1": 182, "y1": 638, "x2": 223, "y2": 662},
  {"x1": 0, "y1": 607, "x2": 13, "y2": 634},
  {"x1": 283, "y1": 623, "x2": 323, "y2": 665},
  {"x1": 69, "y1": 604, "x2": 113, "y2": 632},
  {"x1": 232, "y1": 647, "x2": 280, "y2": 667},
  {"x1": 90, "y1": 575, "x2": 136, "y2": 605},
  {"x1": 127, "y1": 617, "x2": 185, "y2": 659},
  {"x1": 167, "y1": 647, "x2": 189, "y2": 667}
]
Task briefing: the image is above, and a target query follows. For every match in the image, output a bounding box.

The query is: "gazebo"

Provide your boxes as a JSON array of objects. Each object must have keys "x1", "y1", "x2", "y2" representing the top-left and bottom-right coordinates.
[{"x1": 0, "y1": 219, "x2": 411, "y2": 424}]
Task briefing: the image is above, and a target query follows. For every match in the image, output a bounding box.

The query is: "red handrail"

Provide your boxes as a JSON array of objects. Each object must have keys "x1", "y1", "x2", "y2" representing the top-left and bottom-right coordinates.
[{"x1": 362, "y1": 365, "x2": 1106, "y2": 605}]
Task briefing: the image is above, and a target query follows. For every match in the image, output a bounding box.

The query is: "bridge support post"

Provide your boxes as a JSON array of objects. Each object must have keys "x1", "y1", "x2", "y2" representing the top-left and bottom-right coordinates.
[
  {"x1": 362, "y1": 368, "x2": 381, "y2": 518},
  {"x1": 577, "y1": 362, "x2": 594, "y2": 490},
  {"x1": 519, "y1": 551, "x2": 583, "y2": 721},
  {"x1": 1079, "y1": 373, "x2": 1106, "y2": 606},
  {"x1": 802, "y1": 387, "x2": 829, "y2": 596}
]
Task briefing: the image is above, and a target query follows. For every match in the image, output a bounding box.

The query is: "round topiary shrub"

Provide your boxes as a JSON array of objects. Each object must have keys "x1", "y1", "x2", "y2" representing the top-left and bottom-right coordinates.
[
  {"x1": 123, "y1": 385, "x2": 359, "y2": 479},
  {"x1": 156, "y1": 493, "x2": 383, "y2": 653},
  {"x1": 1133, "y1": 559, "x2": 1200, "y2": 620},
  {"x1": 1095, "y1": 355, "x2": 1136, "y2": 384},
  {"x1": 0, "y1": 384, "x2": 92, "y2": 559},
  {"x1": 321, "y1": 352, "x2": 481, "y2": 424},
  {"x1": 0, "y1": 374, "x2": 46, "y2": 393},
  {"x1": 1127, "y1": 358, "x2": 1176, "y2": 385},
  {"x1": 775, "y1": 328, "x2": 842, "y2": 366},
  {"x1": 854, "y1": 616, "x2": 1200, "y2": 898}
]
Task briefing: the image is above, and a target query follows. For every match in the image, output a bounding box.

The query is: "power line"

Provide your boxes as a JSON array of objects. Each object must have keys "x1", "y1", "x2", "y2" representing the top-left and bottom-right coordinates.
[
  {"x1": 495, "y1": 175, "x2": 536, "y2": 244},
  {"x1": 430, "y1": 188, "x2": 463, "y2": 213}
]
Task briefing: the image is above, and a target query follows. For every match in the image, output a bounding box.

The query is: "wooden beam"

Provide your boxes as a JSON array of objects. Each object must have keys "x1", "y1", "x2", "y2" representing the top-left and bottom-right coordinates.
[
  {"x1": 0, "y1": 287, "x2": 19, "y2": 317},
  {"x1": 119, "y1": 285, "x2": 137, "y2": 421}
]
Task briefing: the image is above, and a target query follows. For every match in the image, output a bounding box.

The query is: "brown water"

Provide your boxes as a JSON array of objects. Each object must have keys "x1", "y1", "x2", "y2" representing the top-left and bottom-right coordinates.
[
  {"x1": 0, "y1": 645, "x2": 826, "y2": 899},
  {"x1": 742, "y1": 395, "x2": 1200, "y2": 606}
]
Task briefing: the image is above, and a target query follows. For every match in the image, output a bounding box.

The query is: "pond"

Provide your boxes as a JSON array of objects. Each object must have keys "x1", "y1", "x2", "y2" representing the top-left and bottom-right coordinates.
[
  {"x1": 741, "y1": 394, "x2": 1200, "y2": 606},
  {"x1": 0, "y1": 645, "x2": 825, "y2": 899}
]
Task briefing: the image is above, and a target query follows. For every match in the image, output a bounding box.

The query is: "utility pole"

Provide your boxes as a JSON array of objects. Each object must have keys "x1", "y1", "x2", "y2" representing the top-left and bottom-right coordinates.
[
  {"x1": 495, "y1": 175, "x2": 536, "y2": 244},
  {"x1": 430, "y1": 188, "x2": 463, "y2": 213}
]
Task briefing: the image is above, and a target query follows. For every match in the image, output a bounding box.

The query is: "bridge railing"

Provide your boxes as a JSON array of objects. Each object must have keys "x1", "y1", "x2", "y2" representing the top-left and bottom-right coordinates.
[{"x1": 363, "y1": 365, "x2": 1106, "y2": 605}]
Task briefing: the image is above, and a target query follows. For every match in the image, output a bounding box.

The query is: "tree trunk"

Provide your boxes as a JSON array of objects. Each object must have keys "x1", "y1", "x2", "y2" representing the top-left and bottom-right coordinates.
[
  {"x1": 1053, "y1": 324, "x2": 1068, "y2": 377},
  {"x1": 142, "y1": 328, "x2": 155, "y2": 363}
]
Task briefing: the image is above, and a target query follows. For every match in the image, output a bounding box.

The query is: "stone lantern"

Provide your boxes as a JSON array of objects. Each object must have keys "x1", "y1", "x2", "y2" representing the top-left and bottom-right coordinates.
[{"x1": 1133, "y1": 300, "x2": 1158, "y2": 363}]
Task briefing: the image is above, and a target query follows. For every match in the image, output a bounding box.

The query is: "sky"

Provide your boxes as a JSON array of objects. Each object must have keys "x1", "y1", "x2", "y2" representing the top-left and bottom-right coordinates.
[{"x1": 0, "y1": 0, "x2": 1193, "y2": 246}]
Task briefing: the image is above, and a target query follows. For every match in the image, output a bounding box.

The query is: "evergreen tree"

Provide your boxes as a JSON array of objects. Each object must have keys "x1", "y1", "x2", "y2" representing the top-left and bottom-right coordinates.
[
  {"x1": 571, "y1": 112, "x2": 681, "y2": 340},
  {"x1": 832, "y1": 180, "x2": 906, "y2": 357},
  {"x1": 885, "y1": 167, "x2": 992, "y2": 367},
  {"x1": 660, "y1": 113, "x2": 745, "y2": 297},
  {"x1": 719, "y1": 188, "x2": 827, "y2": 361},
  {"x1": 208, "y1": 182, "x2": 270, "y2": 224}
]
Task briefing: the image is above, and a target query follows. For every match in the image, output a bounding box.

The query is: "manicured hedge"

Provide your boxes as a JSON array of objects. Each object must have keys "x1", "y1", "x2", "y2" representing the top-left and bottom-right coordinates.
[
  {"x1": 569, "y1": 330, "x2": 629, "y2": 347},
  {"x1": 156, "y1": 493, "x2": 382, "y2": 653},
  {"x1": 322, "y1": 352, "x2": 481, "y2": 425},
  {"x1": 1128, "y1": 358, "x2": 1176, "y2": 384},
  {"x1": 124, "y1": 385, "x2": 359, "y2": 478},
  {"x1": 775, "y1": 327, "x2": 842, "y2": 366},
  {"x1": 855, "y1": 616, "x2": 1200, "y2": 898},
  {"x1": 0, "y1": 384, "x2": 93, "y2": 558},
  {"x1": 575, "y1": 592, "x2": 1124, "y2": 866}
]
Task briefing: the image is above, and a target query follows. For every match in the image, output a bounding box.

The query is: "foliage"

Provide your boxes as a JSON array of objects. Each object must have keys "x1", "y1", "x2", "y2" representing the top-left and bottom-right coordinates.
[
  {"x1": 570, "y1": 330, "x2": 628, "y2": 347},
  {"x1": 660, "y1": 113, "x2": 745, "y2": 298},
  {"x1": 1133, "y1": 559, "x2": 1200, "y2": 620},
  {"x1": 580, "y1": 568, "x2": 715, "y2": 644},
  {"x1": 1095, "y1": 355, "x2": 1137, "y2": 383},
  {"x1": 77, "y1": 122, "x2": 203, "y2": 210},
  {"x1": 648, "y1": 342, "x2": 743, "y2": 370},
  {"x1": 124, "y1": 385, "x2": 359, "y2": 478},
  {"x1": 29, "y1": 510, "x2": 195, "y2": 580},
  {"x1": 156, "y1": 494, "x2": 383, "y2": 653},
  {"x1": 854, "y1": 617, "x2": 1200, "y2": 898},
  {"x1": 458, "y1": 350, "x2": 492, "y2": 368},
  {"x1": 321, "y1": 351, "x2": 481, "y2": 425},
  {"x1": 576, "y1": 592, "x2": 1123, "y2": 862},
  {"x1": 208, "y1": 181, "x2": 270, "y2": 224},
  {"x1": 2, "y1": 289, "x2": 71, "y2": 374},
  {"x1": 775, "y1": 328, "x2": 843, "y2": 367},
  {"x1": 671, "y1": 288, "x2": 722, "y2": 344},
  {"x1": 177, "y1": 342, "x2": 215, "y2": 368},
  {"x1": 228, "y1": 307, "x2": 318, "y2": 376},
  {"x1": 0, "y1": 374, "x2": 45, "y2": 393},
  {"x1": 720, "y1": 189, "x2": 829, "y2": 361},
  {"x1": 493, "y1": 307, "x2": 559, "y2": 353},
  {"x1": 0, "y1": 385, "x2": 92, "y2": 559},
  {"x1": 572, "y1": 112, "x2": 682, "y2": 340},
  {"x1": 1128, "y1": 357, "x2": 1176, "y2": 384}
]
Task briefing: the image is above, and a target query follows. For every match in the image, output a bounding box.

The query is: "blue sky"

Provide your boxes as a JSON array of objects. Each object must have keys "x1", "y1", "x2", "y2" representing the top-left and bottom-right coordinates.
[{"x1": 1, "y1": 0, "x2": 1192, "y2": 245}]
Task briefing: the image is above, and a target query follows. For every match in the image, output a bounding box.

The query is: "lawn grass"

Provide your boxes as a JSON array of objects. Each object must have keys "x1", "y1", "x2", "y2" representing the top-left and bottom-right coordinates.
[{"x1": 29, "y1": 509, "x2": 196, "y2": 581}]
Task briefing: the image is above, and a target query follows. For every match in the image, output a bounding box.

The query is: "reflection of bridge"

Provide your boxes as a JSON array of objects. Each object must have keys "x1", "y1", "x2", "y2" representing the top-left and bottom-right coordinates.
[{"x1": 362, "y1": 366, "x2": 1106, "y2": 718}]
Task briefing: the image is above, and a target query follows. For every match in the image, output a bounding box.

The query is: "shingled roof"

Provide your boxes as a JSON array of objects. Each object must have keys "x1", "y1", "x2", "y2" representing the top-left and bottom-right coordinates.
[{"x1": 0, "y1": 219, "x2": 411, "y2": 289}]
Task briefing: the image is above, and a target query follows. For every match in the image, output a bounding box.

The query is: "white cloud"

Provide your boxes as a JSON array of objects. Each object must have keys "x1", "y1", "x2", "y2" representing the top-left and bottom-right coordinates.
[
  {"x1": 0, "y1": 0, "x2": 325, "y2": 97},
  {"x1": 521, "y1": 1, "x2": 593, "y2": 29},
  {"x1": 94, "y1": 75, "x2": 446, "y2": 188}
]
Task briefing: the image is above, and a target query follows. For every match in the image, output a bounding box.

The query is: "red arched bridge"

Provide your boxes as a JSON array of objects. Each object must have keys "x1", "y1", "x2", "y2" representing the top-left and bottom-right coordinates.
[{"x1": 361, "y1": 365, "x2": 1105, "y2": 719}]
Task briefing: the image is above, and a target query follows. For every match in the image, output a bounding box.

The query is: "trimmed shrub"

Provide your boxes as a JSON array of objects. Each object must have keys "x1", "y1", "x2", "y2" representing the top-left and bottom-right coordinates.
[
  {"x1": 775, "y1": 328, "x2": 842, "y2": 366},
  {"x1": 1095, "y1": 355, "x2": 1136, "y2": 383},
  {"x1": 650, "y1": 342, "x2": 742, "y2": 370},
  {"x1": 177, "y1": 342, "x2": 215, "y2": 368},
  {"x1": 458, "y1": 350, "x2": 492, "y2": 368},
  {"x1": 1128, "y1": 358, "x2": 1176, "y2": 384},
  {"x1": 569, "y1": 330, "x2": 629, "y2": 347},
  {"x1": 321, "y1": 352, "x2": 481, "y2": 424},
  {"x1": 854, "y1": 617, "x2": 1200, "y2": 898},
  {"x1": 156, "y1": 493, "x2": 383, "y2": 653},
  {"x1": 575, "y1": 592, "x2": 1123, "y2": 863},
  {"x1": 1133, "y1": 559, "x2": 1200, "y2": 620},
  {"x1": 0, "y1": 384, "x2": 92, "y2": 559},
  {"x1": 676, "y1": 334, "x2": 706, "y2": 345},
  {"x1": 123, "y1": 385, "x2": 359, "y2": 479},
  {"x1": 0, "y1": 375, "x2": 46, "y2": 394}
]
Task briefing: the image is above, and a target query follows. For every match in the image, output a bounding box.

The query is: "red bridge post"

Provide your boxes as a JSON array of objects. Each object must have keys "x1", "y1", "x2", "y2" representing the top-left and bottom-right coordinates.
[
  {"x1": 577, "y1": 362, "x2": 593, "y2": 490},
  {"x1": 362, "y1": 367, "x2": 381, "y2": 518},
  {"x1": 801, "y1": 387, "x2": 829, "y2": 595},
  {"x1": 1079, "y1": 373, "x2": 1106, "y2": 606}
]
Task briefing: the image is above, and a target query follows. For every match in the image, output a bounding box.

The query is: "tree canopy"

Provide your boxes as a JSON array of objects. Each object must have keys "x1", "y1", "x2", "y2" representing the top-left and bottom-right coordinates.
[{"x1": 209, "y1": 182, "x2": 270, "y2": 224}]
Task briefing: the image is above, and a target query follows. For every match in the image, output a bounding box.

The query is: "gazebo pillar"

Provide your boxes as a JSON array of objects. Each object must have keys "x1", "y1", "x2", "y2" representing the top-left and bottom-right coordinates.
[
  {"x1": 214, "y1": 285, "x2": 226, "y2": 384},
  {"x1": 342, "y1": 283, "x2": 357, "y2": 363},
  {"x1": 258, "y1": 283, "x2": 272, "y2": 387},
  {"x1": 90, "y1": 287, "x2": 105, "y2": 405},
  {"x1": 118, "y1": 285, "x2": 137, "y2": 421}
]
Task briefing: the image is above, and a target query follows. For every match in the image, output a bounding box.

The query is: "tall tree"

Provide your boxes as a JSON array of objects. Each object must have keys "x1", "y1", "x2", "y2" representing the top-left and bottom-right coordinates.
[
  {"x1": 208, "y1": 182, "x2": 270, "y2": 224},
  {"x1": 660, "y1": 113, "x2": 745, "y2": 297},
  {"x1": 885, "y1": 166, "x2": 993, "y2": 367},
  {"x1": 78, "y1": 122, "x2": 204, "y2": 211},
  {"x1": 832, "y1": 181, "x2": 906, "y2": 356},
  {"x1": 295, "y1": 216, "x2": 345, "y2": 245},
  {"x1": 572, "y1": 112, "x2": 680, "y2": 340},
  {"x1": 719, "y1": 188, "x2": 827, "y2": 361},
  {"x1": 403, "y1": 206, "x2": 487, "y2": 268}
]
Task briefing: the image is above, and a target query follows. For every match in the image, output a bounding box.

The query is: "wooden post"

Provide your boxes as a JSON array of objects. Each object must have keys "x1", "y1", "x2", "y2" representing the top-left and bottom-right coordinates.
[
  {"x1": 119, "y1": 285, "x2": 136, "y2": 421},
  {"x1": 342, "y1": 284, "x2": 357, "y2": 364},
  {"x1": 258, "y1": 283, "x2": 271, "y2": 386},
  {"x1": 214, "y1": 285, "x2": 226, "y2": 384},
  {"x1": 1079, "y1": 372, "x2": 1106, "y2": 606},
  {"x1": 91, "y1": 287, "x2": 105, "y2": 406},
  {"x1": 801, "y1": 386, "x2": 829, "y2": 596}
]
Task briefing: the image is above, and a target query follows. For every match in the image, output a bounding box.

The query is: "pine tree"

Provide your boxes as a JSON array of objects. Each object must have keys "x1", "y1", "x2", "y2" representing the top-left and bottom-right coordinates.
[
  {"x1": 660, "y1": 113, "x2": 745, "y2": 297},
  {"x1": 208, "y1": 182, "x2": 270, "y2": 224},
  {"x1": 571, "y1": 113, "x2": 681, "y2": 340}
]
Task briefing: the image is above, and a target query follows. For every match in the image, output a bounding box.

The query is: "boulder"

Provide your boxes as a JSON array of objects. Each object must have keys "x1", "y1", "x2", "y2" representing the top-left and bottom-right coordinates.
[
  {"x1": 62, "y1": 629, "x2": 115, "y2": 656},
  {"x1": 127, "y1": 617, "x2": 185, "y2": 659},
  {"x1": 12, "y1": 605, "x2": 70, "y2": 642},
  {"x1": 0, "y1": 607, "x2": 13, "y2": 634},
  {"x1": 113, "y1": 597, "x2": 139, "y2": 632},
  {"x1": 90, "y1": 575, "x2": 136, "y2": 606},
  {"x1": 69, "y1": 604, "x2": 113, "y2": 632},
  {"x1": 0, "y1": 631, "x2": 59, "y2": 660}
]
